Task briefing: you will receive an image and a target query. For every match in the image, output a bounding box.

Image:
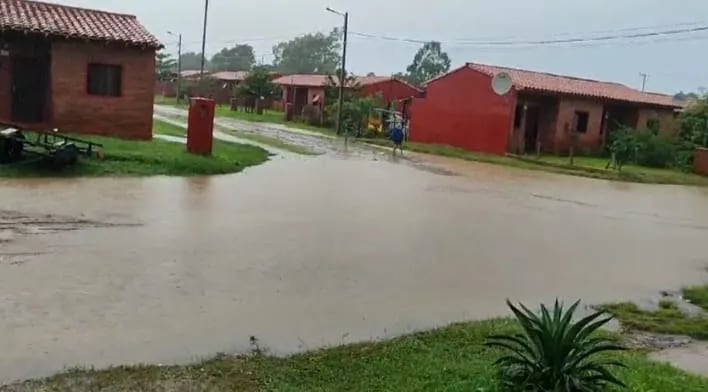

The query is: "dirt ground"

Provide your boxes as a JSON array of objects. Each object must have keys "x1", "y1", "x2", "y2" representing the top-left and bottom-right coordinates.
[{"x1": 1, "y1": 111, "x2": 707, "y2": 383}]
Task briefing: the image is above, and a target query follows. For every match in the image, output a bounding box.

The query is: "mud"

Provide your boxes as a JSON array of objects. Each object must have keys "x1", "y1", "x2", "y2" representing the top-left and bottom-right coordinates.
[
  {"x1": 1, "y1": 113, "x2": 708, "y2": 383},
  {"x1": 650, "y1": 342, "x2": 708, "y2": 376}
]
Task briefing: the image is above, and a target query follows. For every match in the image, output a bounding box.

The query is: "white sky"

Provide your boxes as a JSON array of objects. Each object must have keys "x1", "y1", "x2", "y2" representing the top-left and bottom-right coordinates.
[{"x1": 44, "y1": 0, "x2": 708, "y2": 94}]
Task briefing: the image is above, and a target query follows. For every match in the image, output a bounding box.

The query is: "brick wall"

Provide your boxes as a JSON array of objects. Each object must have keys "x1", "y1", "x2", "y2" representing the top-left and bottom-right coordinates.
[
  {"x1": 554, "y1": 98, "x2": 604, "y2": 154},
  {"x1": 51, "y1": 41, "x2": 155, "y2": 139},
  {"x1": 695, "y1": 148, "x2": 708, "y2": 177},
  {"x1": 636, "y1": 107, "x2": 678, "y2": 135}
]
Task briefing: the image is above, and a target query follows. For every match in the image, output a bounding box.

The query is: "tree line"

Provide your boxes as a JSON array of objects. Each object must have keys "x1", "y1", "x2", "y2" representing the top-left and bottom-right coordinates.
[{"x1": 156, "y1": 29, "x2": 452, "y2": 88}]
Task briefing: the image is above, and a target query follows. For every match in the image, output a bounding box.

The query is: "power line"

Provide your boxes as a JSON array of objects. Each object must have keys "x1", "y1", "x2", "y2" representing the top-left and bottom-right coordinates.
[
  {"x1": 448, "y1": 21, "x2": 707, "y2": 42},
  {"x1": 349, "y1": 24, "x2": 708, "y2": 47}
]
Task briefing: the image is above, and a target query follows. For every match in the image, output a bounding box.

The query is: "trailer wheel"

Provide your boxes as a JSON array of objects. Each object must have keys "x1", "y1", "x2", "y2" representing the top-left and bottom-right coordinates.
[
  {"x1": 0, "y1": 133, "x2": 24, "y2": 163},
  {"x1": 53, "y1": 143, "x2": 79, "y2": 167}
]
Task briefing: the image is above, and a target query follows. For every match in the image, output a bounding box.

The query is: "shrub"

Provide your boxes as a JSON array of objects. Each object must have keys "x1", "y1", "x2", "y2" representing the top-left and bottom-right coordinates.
[
  {"x1": 634, "y1": 130, "x2": 678, "y2": 168},
  {"x1": 486, "y1": 300, "x2": 626, "y2": 392}
]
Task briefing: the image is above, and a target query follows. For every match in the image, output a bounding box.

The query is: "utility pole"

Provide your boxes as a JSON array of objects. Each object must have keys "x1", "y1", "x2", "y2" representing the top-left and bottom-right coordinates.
[
  {"x1": 199, "y1": 0, "x2": 209, "y2": 80},
  {"x1": 639, "y1": 72, "x2": 649, "y2": 91},
  {"x1": 327, "y1": 7, "x2": 349, "y2": 146},
  {"x1": 169, "y1": 31, "x2": 182, "y2": 102},
  {"x1": 340, "y1": 12, "x2": 349, "y2": 146}
]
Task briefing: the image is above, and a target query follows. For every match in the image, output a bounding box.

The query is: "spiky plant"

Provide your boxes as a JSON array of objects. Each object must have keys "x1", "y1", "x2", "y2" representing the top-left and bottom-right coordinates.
[{"x1": 486, "y1": 300, "x2": 626, "y2": 391}]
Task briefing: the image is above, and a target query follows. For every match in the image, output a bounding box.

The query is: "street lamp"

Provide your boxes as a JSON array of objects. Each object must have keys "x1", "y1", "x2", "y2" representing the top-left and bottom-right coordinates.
[
  {"x1": 167, "y1": 31, "x2": 182, "y2": 102},
  {"x1": 326, "y1": 7, "x2": 349, "y2": 146},
  {"x1": 200, "y1": 0, "x2": 210, "y2": 80}
]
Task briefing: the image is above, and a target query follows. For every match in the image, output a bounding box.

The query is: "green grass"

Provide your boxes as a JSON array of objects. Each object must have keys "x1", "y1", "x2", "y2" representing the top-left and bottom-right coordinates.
[
  {"x1": 600, "y1": 290, "x2": 708, "y2": 340},
  {"x1": 684, "y1": 285, "x2": 708, "y2": 312},
  {"x1": 2, "y1": 319, "x2": 705, "y2": 391},
  {"x1": 0, "y1": 125, "x2": 269, "y2": 178},
  {"x1": 153, "y1": 120, "x2": 318, "y2": 155},
  {"x1": 364, "y1": 139, "x2": 708, "y2": 186},
  {"x1": 154, "y1": 95, "x2": 335, "y2": 136}
]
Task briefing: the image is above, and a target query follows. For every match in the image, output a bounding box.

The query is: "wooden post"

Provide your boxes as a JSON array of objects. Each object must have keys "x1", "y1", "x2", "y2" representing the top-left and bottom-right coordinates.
[
  {"x1": 517, "y1": 104, "x2": 528, "y2": 155},
  {"x1": 535, "y1": 115, "x2": 542, "y2": 159}
]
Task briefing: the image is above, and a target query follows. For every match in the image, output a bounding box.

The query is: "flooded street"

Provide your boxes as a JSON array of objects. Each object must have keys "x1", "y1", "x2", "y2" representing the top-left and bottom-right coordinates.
[{"x1": 1, "y1": 134, "x2": 708, "y2": 382}]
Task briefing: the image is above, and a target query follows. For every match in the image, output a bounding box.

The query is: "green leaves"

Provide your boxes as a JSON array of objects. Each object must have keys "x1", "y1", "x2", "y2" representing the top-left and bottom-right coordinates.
[
  {"x1": 404, "y1": 41, "x2": 451, "y2": 87},
  {"x1": 272, "y1": 29, "x2": 341, "y2": 74},
  {"x1": 237, "y1": 67, "x2": 280, "y2": 100},
  {"x1": 486, "y1": 300, "x2": 626, "y2": 391}
]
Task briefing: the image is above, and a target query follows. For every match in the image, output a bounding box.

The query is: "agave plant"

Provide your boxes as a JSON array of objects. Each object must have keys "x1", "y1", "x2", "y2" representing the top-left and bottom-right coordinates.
[{"x1": 486, "y1": 300, "x2": 626, "y2": 391}]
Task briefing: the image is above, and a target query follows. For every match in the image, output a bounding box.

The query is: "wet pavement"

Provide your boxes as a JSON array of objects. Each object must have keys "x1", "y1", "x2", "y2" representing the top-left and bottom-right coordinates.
[{"x1": 1, "y1": 114, "x2": 708, "y2": 382}]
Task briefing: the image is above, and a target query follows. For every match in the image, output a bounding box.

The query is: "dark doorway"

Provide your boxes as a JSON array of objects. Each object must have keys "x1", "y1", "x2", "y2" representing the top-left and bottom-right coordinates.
[
  {"x1": 524, "y1": 106, "x2": 540, "y2": 153},
  {"x1": 11, "y1": 56, "x2": 49, "y2": 123}
]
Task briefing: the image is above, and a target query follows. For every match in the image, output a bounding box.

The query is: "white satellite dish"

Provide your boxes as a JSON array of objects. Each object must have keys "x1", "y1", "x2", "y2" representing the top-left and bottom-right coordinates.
[{"x1": 491, "y1": 72, "x2": 513, "y2": 96}]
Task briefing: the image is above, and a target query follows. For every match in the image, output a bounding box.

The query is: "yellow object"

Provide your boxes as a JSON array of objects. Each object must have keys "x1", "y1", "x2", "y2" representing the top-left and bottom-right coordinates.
[{"x1": 367, "y1": 119, "x2": 383, "y2": 133}]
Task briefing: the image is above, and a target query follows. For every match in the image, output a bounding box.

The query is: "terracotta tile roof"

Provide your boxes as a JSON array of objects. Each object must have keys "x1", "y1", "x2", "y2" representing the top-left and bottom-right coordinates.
[
  {"x1": 0, "y1": 0, "x2": 161, "y2": 48},
  {"x1": 464, "y1": 63, "x2": 678, "y2": 108},
  {"x1": 210, "y1": 71, "x2": 249, "y2": 81},
  {"x1": 273, "y1": 74, "x2": 397, "y2": 88},
  {"x1": 180, "y1": 70, "x2": 204, "y2": 78}
]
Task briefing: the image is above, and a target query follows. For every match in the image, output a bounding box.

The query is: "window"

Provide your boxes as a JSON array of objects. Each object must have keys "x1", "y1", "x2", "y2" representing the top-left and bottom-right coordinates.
[
  {"x1": 573, "y1": 111, "x2": 589, "y2": 133},
  {"x1": 646, "y1": 118, "x2": 660, "y2": 134},
  {"x1": 87, "y1": 64, "x2": 122, "y2": 96}
]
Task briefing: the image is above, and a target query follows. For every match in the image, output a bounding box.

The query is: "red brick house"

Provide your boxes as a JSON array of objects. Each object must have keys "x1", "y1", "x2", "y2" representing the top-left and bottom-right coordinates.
[
  {"x1": 273, "y1": 74, "x2": 421, "y2": 115},
  {"x1": 410, "y1": 63, "x2": 681, "y2": 155},
  {"x1": 0, "y1": 0, "x2": 160, "y2": 139}
]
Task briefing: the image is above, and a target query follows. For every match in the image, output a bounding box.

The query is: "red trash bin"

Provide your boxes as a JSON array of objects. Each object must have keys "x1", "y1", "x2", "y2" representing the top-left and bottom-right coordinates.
[{"x1": 187, "y1": 97, "x2": 215, "y2": 155}]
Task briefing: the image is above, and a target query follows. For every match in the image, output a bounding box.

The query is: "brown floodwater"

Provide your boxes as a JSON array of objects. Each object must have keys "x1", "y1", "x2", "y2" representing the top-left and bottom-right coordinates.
[{"x1": 1, "y1": 149, "x2": 708, "y2": 383}]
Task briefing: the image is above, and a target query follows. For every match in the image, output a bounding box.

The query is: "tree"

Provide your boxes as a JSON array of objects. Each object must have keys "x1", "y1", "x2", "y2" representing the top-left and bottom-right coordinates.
[
  {"x1": 155, "y1": 50, "x2": 177, "y2": 81},
  {"x1": 180, "y1": 52, "x2": 206, "y2": 70},
  {"x1": 236, "y1": 66, "x2": 280, "y2": 101},
  {"x1": 273, "y1": 29, "x2": 341, "y2": 74},
  {"x1": 323, "y1": 71, "x2": 383, "y2": 136},
  {"x1": 210, "y1": 44, "x2": 256, "y2": 71},
  {"x1": 404, "y1": 41, "x2": 451, "y2": 87},
  {"x1": 679, "y1": 93, "x2": 708, "y2": 148}
]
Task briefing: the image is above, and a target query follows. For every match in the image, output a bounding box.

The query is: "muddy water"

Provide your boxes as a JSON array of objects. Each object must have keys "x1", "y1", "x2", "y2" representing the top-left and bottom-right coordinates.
[{"x1": 1, "y1": 151, "x2": 708, "y2": 382}]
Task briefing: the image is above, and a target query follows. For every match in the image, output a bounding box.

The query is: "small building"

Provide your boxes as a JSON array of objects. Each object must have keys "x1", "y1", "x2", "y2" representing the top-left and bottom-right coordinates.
[
  {"x1": 273, "y1": 74, "x2": 421, "y2": 115},
  {"x1": 0, "y1": 0, "x2": 161, "y2": 139},
  {"x1": 180, "y1": 69, "x2": 204, "y2": 79},
  {"x1": 209, "y1": 71, "x2": 249, "y2": 104},
  {"x1": 410, "y1": 63, "x2": 682, "y2": 155}
]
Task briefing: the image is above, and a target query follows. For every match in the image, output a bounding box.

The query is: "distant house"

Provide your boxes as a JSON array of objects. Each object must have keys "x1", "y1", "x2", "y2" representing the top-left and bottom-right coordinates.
[
  {"x1": 273, "y1": 74, "x2": 421, "y2": 114},
  {"x1": 0, "y1": 0, "x2": 161, "y2": 139},
  {"x1": 180, "y1": 70, "x2": 204, "y2": 79},
  {"x1": 410, "y1": 63, "x2": 682, "y2": 155}
]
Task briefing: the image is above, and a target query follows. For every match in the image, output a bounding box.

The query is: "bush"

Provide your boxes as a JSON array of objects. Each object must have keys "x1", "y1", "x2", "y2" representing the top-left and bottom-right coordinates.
[
  {"x1": 608, "y1": 128, "x2": 694, "y2": 171},
  {"x1": 486, "y1": 300, "x2": 626, "y2": 392},
  {"x1": 634, "y1": 131, "x2": 677, "y2": 168}
]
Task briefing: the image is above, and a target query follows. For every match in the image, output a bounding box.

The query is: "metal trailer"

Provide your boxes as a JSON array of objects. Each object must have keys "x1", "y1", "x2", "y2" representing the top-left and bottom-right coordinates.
[{"x1": 0, "y1": 125, "x2": 103, "y2": 167}]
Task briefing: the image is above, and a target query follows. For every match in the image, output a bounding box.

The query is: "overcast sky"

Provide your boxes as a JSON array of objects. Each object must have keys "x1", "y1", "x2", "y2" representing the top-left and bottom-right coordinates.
[{"x1": 46, "y1": 0, "x2": 708, "y2": 94}]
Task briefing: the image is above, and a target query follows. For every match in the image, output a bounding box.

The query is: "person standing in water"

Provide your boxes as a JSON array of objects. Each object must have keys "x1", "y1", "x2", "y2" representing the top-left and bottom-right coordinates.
[{"x1": 390, "y1": 124, "x2": 405, "y2": 157}]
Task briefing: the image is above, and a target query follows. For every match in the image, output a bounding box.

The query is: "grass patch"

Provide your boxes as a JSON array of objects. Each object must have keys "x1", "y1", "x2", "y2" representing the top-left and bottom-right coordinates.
[
  {"x1": 684, "y1": 285, "x2": 708, "y2": 312},
  {"x1": 363, "y1": 139, "x2": 708, "y2": 186},
  {"x1": 600, "y1": 299, "x2": 708, "y2": 340},
  {"x1": 2, "y1": 319, "x2": 706, "y2": 391},
  {"x1": 153, "y1": 119, "x2": 318, "y2": 155},
  {"x1": 0, "y1": 125, "x2": 269, "y2": 178}
]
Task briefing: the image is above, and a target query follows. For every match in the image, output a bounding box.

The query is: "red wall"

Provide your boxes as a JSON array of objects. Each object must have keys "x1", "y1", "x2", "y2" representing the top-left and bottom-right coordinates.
[
  {"x1": 363, "y1": 79, "x2": 420, "y2": 107},
  {"x1": 410, "y1": 67, "x2": 515, "y2": 155},
  {"x1": 51, "y1": 41, "x2": 155, "y2": 139},
  {"x1": 695, "y1": 148, "x2": 708, "y2": 177}
]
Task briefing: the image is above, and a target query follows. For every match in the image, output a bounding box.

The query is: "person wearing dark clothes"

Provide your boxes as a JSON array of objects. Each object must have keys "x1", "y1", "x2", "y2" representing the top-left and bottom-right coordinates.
[{"x1": 390, "y1": 125, "x2": 405, "y2": 157}]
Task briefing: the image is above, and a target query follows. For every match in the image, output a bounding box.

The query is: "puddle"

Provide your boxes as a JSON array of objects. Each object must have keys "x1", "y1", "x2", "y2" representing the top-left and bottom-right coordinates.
[
  {"x1": 650, "y1": 342, "x2": 708, "y2": 376},
  {"x1": 0, "y1": 113, "x2": 708, "y2": 383}
]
